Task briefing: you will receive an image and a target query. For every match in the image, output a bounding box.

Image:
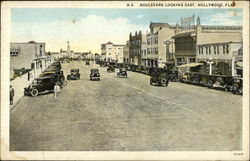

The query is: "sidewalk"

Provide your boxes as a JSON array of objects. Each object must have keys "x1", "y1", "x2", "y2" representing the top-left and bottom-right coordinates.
[{"x1": 10, "y1": 68, "x2": 43, "y2": 110}]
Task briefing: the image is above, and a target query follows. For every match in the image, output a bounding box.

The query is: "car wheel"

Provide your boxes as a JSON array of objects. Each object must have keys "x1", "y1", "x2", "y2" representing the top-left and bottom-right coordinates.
[
  {"x1": 232, "y1": 84, "x2": 238, "y2": 94},
  {"x1": 63, "y1": 80, "x2": 67, "y2": 86},
  {"x1": 150, "y1": 79, "x2": 153, "y2": 85},
  {"x1": 160, "y1": 78, "x2": 167, "y2": 84},
  {"x1": 30, "y1": 88, "x2": 39, "y2": 97},
  {"x1": 207, "y1": 80, "x2": 213, "y2": 88}
]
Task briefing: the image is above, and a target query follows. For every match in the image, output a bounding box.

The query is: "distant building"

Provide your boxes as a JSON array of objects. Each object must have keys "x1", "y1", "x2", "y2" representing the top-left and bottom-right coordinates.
[
  {"x1": 50, "y1": 52, "x2": 60, "y2": 60},
  {"x1": 123, "y1": 41, "x2": 130, "y2": 64},
  {"x1": 60, "y1": 41, "x2": 73, "y2": 58},
  {"x1": 73, "y1": 52, "x2": 82, "y2": 59},
  {"x1": 101, "y1": 42, "x2": 124, "y2": 62}
]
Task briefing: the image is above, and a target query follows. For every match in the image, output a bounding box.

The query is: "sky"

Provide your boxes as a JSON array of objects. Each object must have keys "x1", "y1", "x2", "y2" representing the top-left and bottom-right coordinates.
[{"x1": 11, "y1": 8, "x2": 243, "y2": 53}]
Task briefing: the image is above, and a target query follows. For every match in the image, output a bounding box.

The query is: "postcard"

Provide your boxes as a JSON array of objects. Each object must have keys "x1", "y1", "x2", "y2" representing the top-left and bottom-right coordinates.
[{"x1": 1, "y1": 1, "x2": 249, "y2": 160}]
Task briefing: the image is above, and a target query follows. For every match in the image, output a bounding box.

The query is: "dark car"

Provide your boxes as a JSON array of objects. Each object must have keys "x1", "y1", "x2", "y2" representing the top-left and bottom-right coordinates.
[
  {"x1": 150, "y1": 69, "x2": 169, "y2": 86},
  {"x1": 211, "y1": 75, "x2": 233, "y2": 91},
  {"x1": 107, "y1": 65, "x2": 115, "y2": 73},
  {"x1": 39, "y1": 70, "x2": 67, "y2": 86},
  {"x1": 168, "y1": 70, "x2": 179, "y2": 82},
  {"x1": 90, "y1": 69, "x2": 100, "y2": 80},
  {"x1": 231, "y1": 77, "x2": 243, "y2": 95},
  {"x1": 24, "y1": 76, "x2": 56, "y2": 97},
  {"x1": 117, "y1": 68, "x2": 127, "y2": 78},
  {"x1": 67, "y1": 69, "x2": 80, "y2": 80}
]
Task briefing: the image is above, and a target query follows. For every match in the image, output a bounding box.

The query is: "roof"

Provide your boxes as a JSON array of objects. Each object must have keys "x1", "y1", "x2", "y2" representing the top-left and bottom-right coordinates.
[{"x1": 172, "y1": 32, "x2": 196, "y2": 39}]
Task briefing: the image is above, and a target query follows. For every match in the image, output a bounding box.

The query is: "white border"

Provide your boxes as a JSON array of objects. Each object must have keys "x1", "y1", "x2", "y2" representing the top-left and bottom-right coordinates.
[{"x1": 1, "y1": 1, "x2": 249, "y2": 160}]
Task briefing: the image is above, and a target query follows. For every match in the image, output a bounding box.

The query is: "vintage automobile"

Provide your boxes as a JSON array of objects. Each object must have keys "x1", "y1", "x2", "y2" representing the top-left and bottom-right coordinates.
[
  {"x1": 150, "y1": 69, "x2": 169, "y2": 86},
  {"x1": 208, "y1": 75, "x2": 233, "y2": 91},
  {"x1": 67, "y1": 69, "x2": 80, "y2": 80},
  {"x1": 39, "y1": 70, "x2": 67, "y2": 86},
  {"x1": 90, "y1": 68, "x2": 100, "y2": 80},
  {"x1": 135, "y1": 65, "x2": 144, "y2": 73},
  {"x1": 231, "y1": 77, "x2": 243, "y2": 95},
  {"x1": 129, "y1": 64, "x2": 138, "y2": 72},
  {"x1": 107, "y1": 65, "x2": 115, "y2": 73},
  {"x1": 117, "y1": 68, "x2": 127, "y2": 78},
  {"x1": 24, "y1": 76, "x2": 56, "y2": 97},
  {"x1": 168, "y1": 70, "x2": 179, "y2": 82}
]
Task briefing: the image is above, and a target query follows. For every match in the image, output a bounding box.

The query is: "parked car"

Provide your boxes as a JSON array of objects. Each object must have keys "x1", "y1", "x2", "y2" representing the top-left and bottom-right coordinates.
[
  {"x1": 168, "y1": 70, "x2": 178, "y2": 82},
  {"x1": 135, "y1": 65, "x2": 144, "y2": 73},
  {"x1": 90, "y1": 68, "x2": 100, "y2": 80},
  {"x1": 24, "y1": 76, "x2": 56, "y2": 96},
  {"x1": 39, "y1": 70, "x2": 67, "y2": 86},
  {"x1": 67, "y1": 69, "x2": 80, "y2": 80},
  {"x1": 117, "y1": 68, "x2": 127, "y2": 78},
  {"x1": 211, "y1": 75, "x2": 233, "y2": 91},
  {"x1": 231, "y1": 77, "x2": 243, "y2": 95},
  {"x1": 107, "y1": 65, "x2": 115, "y2": 73},
  {"x1": 150, "y1": 70, "x2": 169, "y2": 86}
]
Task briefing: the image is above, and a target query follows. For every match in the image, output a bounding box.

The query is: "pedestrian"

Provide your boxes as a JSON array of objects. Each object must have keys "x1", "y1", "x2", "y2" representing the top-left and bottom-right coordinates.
[
  {"x1": 28, "y1": 71, "x2": 30, "y2": 81},
  {"x1": 10, "y1": 85, "x2": 14, "y2": 105},
  {"x1": 54, "y1": 82, "x2": 61, "y2": 99}
]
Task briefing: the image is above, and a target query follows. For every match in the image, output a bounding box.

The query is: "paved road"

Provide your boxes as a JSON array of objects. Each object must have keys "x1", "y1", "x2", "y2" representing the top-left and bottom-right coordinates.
[{"x1": 10, "y1": 61, "x2": 242, "y2": 151}]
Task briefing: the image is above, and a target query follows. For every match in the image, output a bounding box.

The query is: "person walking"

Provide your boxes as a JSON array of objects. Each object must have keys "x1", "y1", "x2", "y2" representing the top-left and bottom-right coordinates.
[
  {"x1": 54, "y1": 82, "x2": 61, "y2": 99},
  {"x1": 10, "y1": 85, "x2": 14, "y2": 105}
]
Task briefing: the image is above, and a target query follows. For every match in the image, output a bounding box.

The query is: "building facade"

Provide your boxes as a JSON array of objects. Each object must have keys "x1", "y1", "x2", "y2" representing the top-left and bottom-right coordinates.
[
  {"x1": 10, "y1": 41, "x2": 51, "y2": 78},
  {"x1": 10, "y1": 41, "x2": 49, "y2": 70},
  {"x1": 129, "y1": 31, "x2": 145, "y2": 65},
  {"x1": 172, "y1": 16, "x2": 242, "y2": 66},
  {"x1": 145, "y1": 22, "x2": 177, "y2": 68},
  {"x1": 196, "y1": 41, "x2": 242, "y2": 76},
  {"x1": 123, "y1": 41, "x2": 130, "y2": 64},
  {"x1": 101, "y1": 42, "x2": 124, "y2": 62}
]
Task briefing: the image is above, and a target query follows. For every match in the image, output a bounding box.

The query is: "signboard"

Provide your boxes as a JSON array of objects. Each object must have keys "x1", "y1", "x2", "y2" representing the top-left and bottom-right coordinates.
[{"x1": 181, "y1": 15, "x2": 195, "y2": 31}]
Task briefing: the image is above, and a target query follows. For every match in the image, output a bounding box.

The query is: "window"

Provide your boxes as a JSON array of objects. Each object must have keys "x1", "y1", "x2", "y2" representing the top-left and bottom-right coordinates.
[
  {"x1": 10, "y1": 49, "x2": 20, "y2": 56},
  {"x1": 147, "y1": 48, "x2": 150, "y2": 54},
  {"x1": 223, "y1": 45, "x2": 226, "y2": 54},
  {"x1": 217, "y1": 45, "x2": 220, "y2": 54},
  {"x1": 209, "y1": 46, "x2": 211, "y2": 54},
  {"x1": 226, "y1": 45, "x2": 229, "y2": 54},
  {"x1": 155, "y1": 48, "x2": 158, "y2": 54},
  {"x1": 214, "y1": 46, "x2": 217, "y2": 54},
  {"x1": 155, "y1": 37, "x2": 158, "y2": 44},
  {"x1": 147, "y1": 38, "x2": 150, "y2": 45}
]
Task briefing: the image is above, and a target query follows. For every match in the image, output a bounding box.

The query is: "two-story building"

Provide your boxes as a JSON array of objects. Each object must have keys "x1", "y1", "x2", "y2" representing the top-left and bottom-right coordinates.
[
  {"x1": 101, "y1": 42, "x2": 124, "y2": 62},
  {"x1": 10, "y1": 41, "x2": 51, "y2": 78}
]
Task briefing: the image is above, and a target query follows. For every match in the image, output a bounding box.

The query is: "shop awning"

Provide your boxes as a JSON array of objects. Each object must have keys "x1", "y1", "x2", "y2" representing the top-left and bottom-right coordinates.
[
  {"x1": 236, "y1": 62, "x2": 243, "y2": 68},
  {"x1": 177, "y1": 63, "x2": 203, "y2": 68}
]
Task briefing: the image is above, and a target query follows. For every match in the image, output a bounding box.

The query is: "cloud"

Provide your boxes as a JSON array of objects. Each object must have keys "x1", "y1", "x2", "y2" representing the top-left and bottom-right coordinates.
[
  {"x1": 203, "y1": 11, "x2": 242, "y2": 26},
  {"x1": 136, "y1": 15, "x2": 144, "y2": 19},
  {"x1": 11, "y1": 15, "x2": 148, "y2": 53}
]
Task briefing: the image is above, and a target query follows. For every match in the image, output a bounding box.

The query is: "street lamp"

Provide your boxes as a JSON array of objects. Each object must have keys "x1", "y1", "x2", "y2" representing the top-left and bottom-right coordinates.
[
  {"x1": 207, "y1": 58, "x2": 214, "y2": 75},
  {"x1": 163, "y1": 40, "x2": 175, "y2": 67}
]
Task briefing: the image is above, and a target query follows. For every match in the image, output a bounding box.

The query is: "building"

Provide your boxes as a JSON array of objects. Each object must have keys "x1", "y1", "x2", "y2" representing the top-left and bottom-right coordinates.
[
  {"x1": 145, "y1": 22, "x2": 177, "y2": 68},
  {"x1": 129, "y1": 31, "x2": 145, "y2": 65},
  {"x1": 10, "y1": 41, "x2": 51, "y2": 72},
  {"x1": 101, "y1": 42, "x2": 124, "y2": 62},
  {"x1": 49, "y1": 52, "x2": 60, "y2": 60},
  {"x1": 73, "y1": 52, "x2": 82, "y2": 59},
  {"x1": 59, "y1": 41, "x2": 74, "y2": 58},
  {"x1": 196, "y1": 41, "x2": 242, "y2": 76},
  {"x1": 172, "y1": 16, "x2": 242, "y2": 66},
  {"x1": 123, "y1": 41, "x2": 130, "y2": 64}
]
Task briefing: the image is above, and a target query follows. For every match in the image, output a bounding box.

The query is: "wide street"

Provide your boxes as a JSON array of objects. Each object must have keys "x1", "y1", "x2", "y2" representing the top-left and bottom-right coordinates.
[{"x1": 10, "y1": 61, "x2": 242, "y2": 151}]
